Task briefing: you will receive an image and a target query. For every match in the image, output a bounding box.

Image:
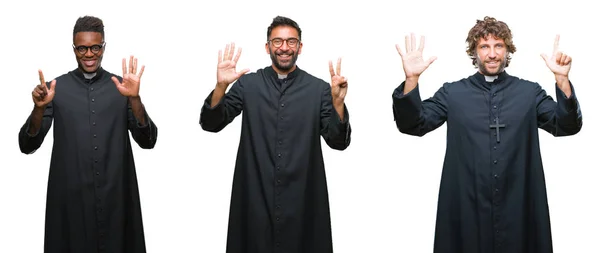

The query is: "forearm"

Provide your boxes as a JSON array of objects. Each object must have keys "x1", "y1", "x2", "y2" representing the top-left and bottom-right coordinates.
[
  {"x1": 333, "y1": 100, "x2": 345, "y2": 121},
  {"x1": 129, "y1": 96, "x2": 147, "y2": 126},
  {"x1": 555, "y1": 75, "x2": 572, "y2": 98},
  {"x1": 323, "y1": 105, "x2": 351, "y2": 150},
  {"x1": 210, "y1": 84, "x2": 227, "y2": 108},
  {"x1": 27, "y1": 106, "x2": 46, "y2": 136},
  {"x1": 403, "y1": 76, "x2": 419, "y2": 95}
]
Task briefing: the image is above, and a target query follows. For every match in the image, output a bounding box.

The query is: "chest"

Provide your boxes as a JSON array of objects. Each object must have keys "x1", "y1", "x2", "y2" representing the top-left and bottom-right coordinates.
[
  {"x1": 52, "y1": 78, "x2": 127, "y2": 122},
  {"x1": 244, "y1": 80, "x2": 323, "y2": 119},
  {"x1": 447, "y1": 85, "x2": 537, "y2": 131}
]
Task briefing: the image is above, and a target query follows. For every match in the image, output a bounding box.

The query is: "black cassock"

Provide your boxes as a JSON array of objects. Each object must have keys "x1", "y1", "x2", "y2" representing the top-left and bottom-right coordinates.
[
  {"x1": 392, "y1": 71, "x2": 582, "y2": 253},
  {"x1": 18, "y1": 68, "x2": 158, "y2": 253},
  {"x1": 201, "y1": 66, "x2": 351, "y2": 253}
]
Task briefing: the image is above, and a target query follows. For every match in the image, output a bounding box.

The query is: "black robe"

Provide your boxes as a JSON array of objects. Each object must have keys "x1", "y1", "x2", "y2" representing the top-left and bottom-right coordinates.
[
  {"x1": 392, "y1": 71, "x2": 582, "y2": 253},
  {"x1": 18, "y1": 68, "x2": 158, "y2": 253},
  {"x1": 200, "y1": 66, "x2": 351, "y2": 253}
]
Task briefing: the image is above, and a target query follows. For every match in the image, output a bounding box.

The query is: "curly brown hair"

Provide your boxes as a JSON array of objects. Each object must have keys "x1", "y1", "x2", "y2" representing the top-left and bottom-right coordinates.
[{"x1": 466, "y1": 16, "x2": 516, "y2": 67}]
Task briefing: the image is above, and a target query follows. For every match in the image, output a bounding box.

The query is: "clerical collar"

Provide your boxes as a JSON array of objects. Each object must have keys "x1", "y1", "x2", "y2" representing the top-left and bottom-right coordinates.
[
  {"x1": 484, "y1": 75, "x2": 498, "y2": 82},
  {"x1": 83, "y1": 72, "x2": 97, "y2": 80},
  {"x1": 277, "y1": 74, "x2": 287, "y2": 79}
]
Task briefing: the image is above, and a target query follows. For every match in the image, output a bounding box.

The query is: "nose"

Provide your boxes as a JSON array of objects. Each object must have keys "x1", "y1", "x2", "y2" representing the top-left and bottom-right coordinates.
[
  {"x1": 84, "y1": 48, "x2": 95, "y2": 57},
  {"x1": 279, "y1": 41, "x2": 290, "y2": 50},
  {"x1": 489, "y1": 47, "x2": 497, "y2": 58}
]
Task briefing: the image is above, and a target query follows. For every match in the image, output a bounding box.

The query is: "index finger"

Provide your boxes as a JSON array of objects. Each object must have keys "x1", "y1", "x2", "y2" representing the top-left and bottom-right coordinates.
[
  {"x1": 553, "y1": 34, "x2": 560, "y2": 53},
  {"x1": 418, "y1": 35, "x2": 425, "y2": 52},
  {"x1": 122, "y1": 58, "x2": 127, "y2": 76},
  {"x1": 38, "y1": 69, "x2": 45, "y2": 85},
  {"x1": 336, "y1": 58, "x2": 342, "y2": 76},
  {"x1": 233, "y1": 47, "x2": 243, "y2": 63},
  {"x1": 329, "y1": 60, "x2": 335, "y2": 77}
]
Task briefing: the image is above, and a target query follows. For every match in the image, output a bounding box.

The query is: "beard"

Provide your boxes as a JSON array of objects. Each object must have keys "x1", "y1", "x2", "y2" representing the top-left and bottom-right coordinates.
[
  {"x1": 269, "y1": 48, "x2": 299, "y2": 72},
  {"x1": 476, "y1": 54, "x2": 507, "y2": 76}
]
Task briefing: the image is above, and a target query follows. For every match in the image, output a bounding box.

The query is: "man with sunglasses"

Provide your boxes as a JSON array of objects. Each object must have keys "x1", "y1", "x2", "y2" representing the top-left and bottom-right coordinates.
[
  {"x1": 18, "y1": 15, "x2": 157, "y2": 253},
  {"x1": 200, "y1": 16, "x2": 351, "y2": 253}
]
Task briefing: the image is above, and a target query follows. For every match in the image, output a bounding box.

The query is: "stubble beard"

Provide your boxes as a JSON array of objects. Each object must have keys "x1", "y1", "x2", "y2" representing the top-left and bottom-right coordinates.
[
  {"x1": 476, "y1": 54, "x2": 507, "y2": 76},
  {"x1": 269, "y1": 48, "x2": 298, "y2": 72}
]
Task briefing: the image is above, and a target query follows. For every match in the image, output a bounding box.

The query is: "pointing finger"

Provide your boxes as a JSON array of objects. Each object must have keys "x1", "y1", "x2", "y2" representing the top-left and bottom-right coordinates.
[
  {"x1": 329, "y1": 60, "x2": 335, "y2": 77},
  {"x1": 336, "y1": 57, "x2": 342, "y2": 76},
  {"x1": 38, "y1": 69, "x2": 46, "y2": 86},
  {"x1": 553, "y1": 34, "x2": 560, "y2": 54}
]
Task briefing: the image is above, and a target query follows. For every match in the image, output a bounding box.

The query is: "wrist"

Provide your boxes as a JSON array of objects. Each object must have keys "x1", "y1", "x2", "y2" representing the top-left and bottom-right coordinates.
[{"x1": 333, "y1": 99, "x2": 344, "y2": 108}]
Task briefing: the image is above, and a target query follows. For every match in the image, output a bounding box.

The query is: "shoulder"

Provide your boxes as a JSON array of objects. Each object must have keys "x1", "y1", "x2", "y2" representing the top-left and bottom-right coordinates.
[
  {"x1": 508, "y1": 75, "x2": 542, "y2": 92},
  {"x1": 438, "y1": 77, "x2": 470, "y2": 92},
  {"x1": 295, "y1": 68, "x2": 329, "y2": 90}
]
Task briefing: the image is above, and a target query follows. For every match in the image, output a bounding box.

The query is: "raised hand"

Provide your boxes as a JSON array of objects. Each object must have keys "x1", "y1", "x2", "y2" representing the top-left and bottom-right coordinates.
[
  {"x1": 112, "y1": 55, "x2": 145, "y2": 97},
  {"x1": 329, "y1": 58, "x2": 348, "y2": 104},
  {"x1": 541, "y1": 35, "x2": 571, "y2": 78},
  {"x1": 217, "y1": 42, "x2": 250, "y2": 89},
  {"x1": 395, "y1": 33, "x2": 437, "y2": 79},
  {"x1": 32, "y1": 69, "x2": 56, "y2": 108}
]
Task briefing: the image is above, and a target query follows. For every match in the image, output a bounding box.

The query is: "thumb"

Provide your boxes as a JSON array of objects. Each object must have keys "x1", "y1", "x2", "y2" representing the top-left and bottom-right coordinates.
[
  {"x1": 49, "y1": 80, "x2": 57, "y2": 91},
  {"x1": 427, "y1": 56, "x2": 438, "y2": 66},
  {"x1": 111, "y1": 76, "x2": 120, "y2": 86},
  {"x1": 540, "y1": 53, "x2": 548, "y2": 62},
  {"x1": 237, "y1": 68, "x2": 250, "y2": 78}
]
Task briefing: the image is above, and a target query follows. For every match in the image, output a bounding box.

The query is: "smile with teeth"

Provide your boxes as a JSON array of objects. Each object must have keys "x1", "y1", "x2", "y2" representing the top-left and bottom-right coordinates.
[
  {"x1": 83, "y1": 60, "x2": 96, "y2": 67},
  {"x1": 487, "y1": 61, "x2": 499, "y2": 67}
]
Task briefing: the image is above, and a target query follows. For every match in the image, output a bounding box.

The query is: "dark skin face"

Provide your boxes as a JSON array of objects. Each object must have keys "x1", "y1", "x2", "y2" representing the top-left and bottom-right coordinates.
[{"x1": 73, "y1": 32, "x2": 104, "y2": 73}]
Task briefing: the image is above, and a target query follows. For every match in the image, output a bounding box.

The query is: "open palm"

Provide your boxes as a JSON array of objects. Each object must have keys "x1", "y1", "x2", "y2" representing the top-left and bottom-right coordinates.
[
  {"x1": 112, "y1": 56, "x2": 144, "y2": 97},
  {"x1": 395, "y1": 33, "x2": 437, "y2": 78},
  {"x1": 217, "y1": 43, "x2": 249, "y2": 88}
]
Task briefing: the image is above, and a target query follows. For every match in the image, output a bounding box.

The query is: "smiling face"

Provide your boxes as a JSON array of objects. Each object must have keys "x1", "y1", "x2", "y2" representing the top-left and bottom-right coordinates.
[
  {"x1": 73, "y1": 31, "x2": 104, "y2": 73},
  {"x1": 265, "y1": 25, "x2": 302, "y2": 75},
  {"x1": 475, "y1": 35, "x2": 507, "y2": 76}
]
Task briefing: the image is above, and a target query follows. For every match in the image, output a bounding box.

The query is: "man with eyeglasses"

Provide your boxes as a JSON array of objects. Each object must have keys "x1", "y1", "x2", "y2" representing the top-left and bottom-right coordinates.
[
  {"x1": 200, "y1": 16, "x2": 351, "y2": 252},
  {"x1": 18, "y1": 15, "x2": 157, "y2": 253}
]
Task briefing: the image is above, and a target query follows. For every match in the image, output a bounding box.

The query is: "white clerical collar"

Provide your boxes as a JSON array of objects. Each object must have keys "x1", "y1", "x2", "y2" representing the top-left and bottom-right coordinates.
[
  {"x1": 277, "y1": 73, "x2": 287, "y2": 79},
  {"x1": 484, "y1": 75, "x2": 498, "y2": 82},
  {"x1": 83, "y1": 72, "x2": 97, "y2": 79}
]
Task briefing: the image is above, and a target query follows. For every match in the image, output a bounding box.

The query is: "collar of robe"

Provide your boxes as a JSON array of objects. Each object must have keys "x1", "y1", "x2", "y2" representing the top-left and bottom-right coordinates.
[
  {"x1": 72, "y1": 67, "x2": 106, "y2": 83},
  {"x1": 266, "y1": 65, "x2": 301, "y2": 82},
  {"x1": 472, "y1": 70, "x2": 510, "y2": 91}
]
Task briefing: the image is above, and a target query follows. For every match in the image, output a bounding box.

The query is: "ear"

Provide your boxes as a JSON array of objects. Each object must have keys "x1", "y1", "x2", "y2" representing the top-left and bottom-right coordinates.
[
  {"x1": 265, "y1": 43, "x2": 270, "y2": 54},
  {"x1": 297, "y1": 42, "x2": 303, "y2": 55}
]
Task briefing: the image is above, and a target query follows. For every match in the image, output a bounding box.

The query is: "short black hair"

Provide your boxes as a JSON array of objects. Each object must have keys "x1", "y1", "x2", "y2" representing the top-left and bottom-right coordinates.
[
  {"x1": 73, "y1": 16, "x2": 104, "y2": 41},
  {"x1": 267, "y1": 16, "x2": 302, "y2": 41}
]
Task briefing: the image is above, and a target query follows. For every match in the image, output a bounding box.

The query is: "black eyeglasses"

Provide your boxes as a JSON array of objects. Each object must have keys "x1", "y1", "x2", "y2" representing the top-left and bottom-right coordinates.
[
  {"x1": 268, "y1": 38, "x2": 300, "y2": 48},
  {"x1": 73, "y1": 42, "x2": 105, "y2": 54}
]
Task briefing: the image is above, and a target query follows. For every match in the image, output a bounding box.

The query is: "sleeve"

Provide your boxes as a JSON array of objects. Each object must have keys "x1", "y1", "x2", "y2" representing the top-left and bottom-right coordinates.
[
  {"x1": 127, "y1": 101, "x2": 158, "y2": 149},
  {"x1": 320, "y1": 83, "x2": 351, "y2": 150},
  {"x1": 199, "y1": 79, "x2": 244, "y2": 133},
  {"x1": 18, "y1": 102, "x2": 54, "y2": 154},
  {"x1": 392, "y1": 82, "x2": 449, "y2": 136},
  {"x1": 536, "y1": 81, "x2": 582, "y2": 136}
]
